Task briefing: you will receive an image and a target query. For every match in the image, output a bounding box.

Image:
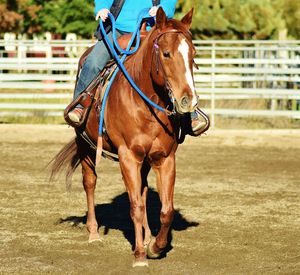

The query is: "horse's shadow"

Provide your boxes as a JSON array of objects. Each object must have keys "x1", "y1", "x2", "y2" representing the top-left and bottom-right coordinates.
[{"x1": 58, "y1": 188, "x2": 199, "y2": 257}]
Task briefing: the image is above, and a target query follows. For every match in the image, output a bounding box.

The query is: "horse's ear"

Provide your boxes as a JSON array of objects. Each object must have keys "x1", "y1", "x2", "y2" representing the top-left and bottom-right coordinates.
[
  {"x1": 181, "y1": 8, "x2": 194, "y2": 29},
  {"x1": 156, "y1": 7, "x2": 167, "y2": 30}
]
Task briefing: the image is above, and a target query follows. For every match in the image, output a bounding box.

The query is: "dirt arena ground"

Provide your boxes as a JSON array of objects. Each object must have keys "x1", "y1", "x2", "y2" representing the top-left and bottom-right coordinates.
[{"x1": 0, "y1": 124, "x2": 299, "y2": 274}]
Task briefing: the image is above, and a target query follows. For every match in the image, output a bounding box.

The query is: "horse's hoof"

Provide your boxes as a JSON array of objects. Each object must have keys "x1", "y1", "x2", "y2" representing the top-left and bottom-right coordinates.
[
  {"x1": 132, "y1": 257, "x2": 149, "y2": 268},
  {"x1": 88, "y1": 232, "x2": 102, "y2": 243},
  {"x1": 146, "y1": 237, "x2": 161, "y2": 259}
]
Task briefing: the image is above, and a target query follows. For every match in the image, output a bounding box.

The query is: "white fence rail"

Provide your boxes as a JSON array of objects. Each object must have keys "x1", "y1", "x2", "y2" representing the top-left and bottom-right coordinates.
[
  {"x1": 0, "y1": 39, "x2": 300, "y2": 125},
  {"x1": 192, "y1": 40, "x2": 300, "y2": 125}
]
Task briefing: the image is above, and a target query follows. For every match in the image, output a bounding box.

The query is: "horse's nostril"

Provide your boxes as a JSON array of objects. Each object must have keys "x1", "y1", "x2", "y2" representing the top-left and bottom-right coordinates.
[
  {"x1": 180, "y1": 96, "x2": 190, "y2": 107},
  {"x1": 175, "y1": 96, "x2": 192, "y2": 114}
]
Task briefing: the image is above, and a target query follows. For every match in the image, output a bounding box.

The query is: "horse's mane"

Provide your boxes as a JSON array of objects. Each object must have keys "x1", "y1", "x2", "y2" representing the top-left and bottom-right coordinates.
[{"x1": 125, "y1": 27, "x2": 155, "y2": 82}]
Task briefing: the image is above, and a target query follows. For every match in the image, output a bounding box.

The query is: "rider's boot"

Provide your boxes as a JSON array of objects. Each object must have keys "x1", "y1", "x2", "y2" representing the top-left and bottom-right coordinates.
[
  {"x1": 190, "y1": 109, "x2": 210, "y2": 136},
  {"x1": 68, "y1": 107, "x2": 84, "y2": 123}
]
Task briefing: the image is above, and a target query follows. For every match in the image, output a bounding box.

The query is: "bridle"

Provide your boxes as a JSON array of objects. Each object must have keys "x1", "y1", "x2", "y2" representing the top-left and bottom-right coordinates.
[{"x1": 151, "y1": 28, "x2": 196, "y2": 115}]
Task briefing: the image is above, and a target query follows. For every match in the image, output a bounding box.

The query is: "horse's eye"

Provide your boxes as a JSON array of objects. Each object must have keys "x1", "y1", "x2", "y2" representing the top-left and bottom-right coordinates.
[{"x1": 163, "y1": 51, "x2": 170, "y2": 58}]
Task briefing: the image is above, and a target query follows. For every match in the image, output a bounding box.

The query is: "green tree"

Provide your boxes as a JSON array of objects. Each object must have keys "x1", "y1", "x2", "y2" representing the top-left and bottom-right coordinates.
[
  {"x1": 60, "y1": 0, "x2": 96, "y2": 38},
  {"x1": 176, "y1": 0, "x2": 286, "y2": 40},
  {"x1": 1, "y1": 0, "x2": 299, "y2": 40},
  {"x1": 18, "y1": 0, "x2": 42, "y2": 35},
  {"x1": 282, "y1": 0, "x2": 300, "y2": 39},
  {"x1": 39, "y1": 0, "x2": 96, "y2": 38},
  {"x1": 38, "y1": 0, "x2": 65, "y2": 35},
  {"x1": 0, "y1": 0, "x2": 96, "y2": 38}
]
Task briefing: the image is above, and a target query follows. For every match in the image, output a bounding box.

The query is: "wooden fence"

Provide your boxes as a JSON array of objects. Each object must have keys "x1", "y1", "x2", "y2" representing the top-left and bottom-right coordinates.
[{"x1": 0, "y1": 39, "x2": 300, "y2": 126}]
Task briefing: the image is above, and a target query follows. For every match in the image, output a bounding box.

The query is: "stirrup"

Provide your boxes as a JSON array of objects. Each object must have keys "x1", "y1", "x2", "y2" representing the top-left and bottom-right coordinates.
[
  {"x1": 191, "y1": 119, "x2": 207, "y2": 133},
  {"x1": 68, "y1": 108, "x2": 84, "y2": 123},
  {"x1": 64, "y1": 92, "x2": 93, "y2": 128},
  {"x1": 189, "y1": 108, "x2": 210, "y2": 136}
]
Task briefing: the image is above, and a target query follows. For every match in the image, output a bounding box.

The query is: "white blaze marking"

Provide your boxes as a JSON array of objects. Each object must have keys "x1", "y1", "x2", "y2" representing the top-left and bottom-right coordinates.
[{"x1": 178, "y1": 39, "x2": 198, "y2": 107}]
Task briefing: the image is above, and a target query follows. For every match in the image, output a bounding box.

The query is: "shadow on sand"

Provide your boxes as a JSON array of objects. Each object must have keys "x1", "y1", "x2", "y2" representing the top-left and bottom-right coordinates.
[{"x1": 58, "y1": 188, "x2": 199, "y2": 257}]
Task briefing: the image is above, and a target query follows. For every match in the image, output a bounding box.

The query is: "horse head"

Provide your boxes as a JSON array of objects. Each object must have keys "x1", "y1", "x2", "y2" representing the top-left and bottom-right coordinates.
[{"x1": 150, "y1": 8, "x2": 198, "y2": 114}]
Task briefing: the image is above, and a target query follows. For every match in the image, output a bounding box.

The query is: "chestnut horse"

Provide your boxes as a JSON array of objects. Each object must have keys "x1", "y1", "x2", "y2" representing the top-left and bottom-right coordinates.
[{"x1": 50, "y1": 8, "x2": 202, "y2": 267}]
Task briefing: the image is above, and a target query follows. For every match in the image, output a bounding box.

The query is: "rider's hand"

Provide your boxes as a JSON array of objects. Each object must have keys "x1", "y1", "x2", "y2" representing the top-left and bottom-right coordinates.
[
  {"x1": 149, "y1": 6, "x2": 159, "y2": 17},
  {"x1": 95, "y1": 8, "x2": 110, "y2": 21}
]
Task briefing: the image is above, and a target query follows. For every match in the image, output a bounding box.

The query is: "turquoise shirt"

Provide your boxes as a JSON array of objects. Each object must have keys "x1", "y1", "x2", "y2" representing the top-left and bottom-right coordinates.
[{"x1": 94, "y1": 0, "x2": 177, "y2": 32}]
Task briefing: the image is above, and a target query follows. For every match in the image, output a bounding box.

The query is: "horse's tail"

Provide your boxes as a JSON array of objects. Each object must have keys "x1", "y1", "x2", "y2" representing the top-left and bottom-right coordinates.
[{"x1": 48, "y1": 138, "x2": 80, "y2": 188}]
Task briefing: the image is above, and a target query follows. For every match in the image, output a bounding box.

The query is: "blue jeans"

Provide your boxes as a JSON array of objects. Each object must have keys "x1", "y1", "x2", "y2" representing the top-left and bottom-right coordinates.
[{"x1": 74, "y1": 29, "x2": 123, "y2": 99}]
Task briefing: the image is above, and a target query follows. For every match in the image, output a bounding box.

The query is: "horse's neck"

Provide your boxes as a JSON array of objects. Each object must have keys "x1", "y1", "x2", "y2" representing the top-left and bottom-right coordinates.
[
  {"x1": 125, "y1": 41, "x2": 153, "y2": 90},
  {"x1": 123, "y1": 35, "x2": 163, "y2": 106}
]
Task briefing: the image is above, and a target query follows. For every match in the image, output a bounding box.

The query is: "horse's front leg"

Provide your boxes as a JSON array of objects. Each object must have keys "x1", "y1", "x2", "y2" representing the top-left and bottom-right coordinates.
[
  {"x1": 119, "y1": 148, "x2": 148, "y2": 267},
  {"x1": 141, "y1": 161, "x2": 152, "y2": 247},
  {"x1": 147, "y1": 153, "x2": 175, "y2": 258},
  {"x1": 81, "y1": 156, "x2": 101, "y2": 243}
]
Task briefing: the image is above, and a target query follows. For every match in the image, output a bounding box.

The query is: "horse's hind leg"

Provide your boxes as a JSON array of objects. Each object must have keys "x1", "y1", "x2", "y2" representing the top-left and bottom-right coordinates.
[
  {"x1": 81, "y1": 156, "x2": 101, "y2": 243},
  {"x1": 147, "y1": 154, "x2": 175, "y2": 258}
]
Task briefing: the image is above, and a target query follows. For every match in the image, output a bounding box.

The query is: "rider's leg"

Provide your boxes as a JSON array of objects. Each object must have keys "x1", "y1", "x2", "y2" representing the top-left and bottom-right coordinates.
[
  {"x1": 74, "y1": 31, "x2": 122, "y2": 99},
  {"x1": 69, "y1": 30, "x2": 122, "y2": 123}
]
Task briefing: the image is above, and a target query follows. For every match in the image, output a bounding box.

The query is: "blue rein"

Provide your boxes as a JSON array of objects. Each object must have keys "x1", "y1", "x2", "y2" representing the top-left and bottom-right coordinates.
[{"x1": 98, "y1": 9, "x2": 168, "y2": 136}]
